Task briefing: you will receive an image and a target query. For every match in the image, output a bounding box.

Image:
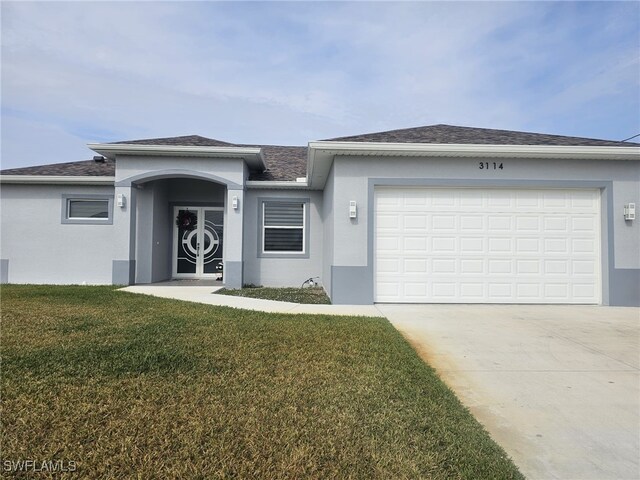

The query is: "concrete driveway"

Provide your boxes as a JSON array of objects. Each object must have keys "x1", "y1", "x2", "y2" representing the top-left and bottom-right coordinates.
[{"x1": 377, "y1": 304, "x2": 640, "y2": 480}]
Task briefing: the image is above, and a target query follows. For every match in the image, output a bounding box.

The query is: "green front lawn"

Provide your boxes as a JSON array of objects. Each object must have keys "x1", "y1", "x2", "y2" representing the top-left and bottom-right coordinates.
[
  {"x1": 217, "y1": 286, "x2": 331, "y2": 304},
  {"x1": 1, "y1": 285, "x2": 522, "y2": 479}
]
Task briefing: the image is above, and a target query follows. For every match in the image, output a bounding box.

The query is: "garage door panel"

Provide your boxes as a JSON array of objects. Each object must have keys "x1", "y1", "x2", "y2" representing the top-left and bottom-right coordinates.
[
  {"x1": 403, "y1": 215, "x2": 427, "y2": 230},
  {"x1": 460, "y1": 237, "x2": 484, "y2": 253},
  {"x1": 488, "y1": 216, "x2": 512, "y2": 230},
  {"x1": 516, "y1": 260, "x2": 541, "y2": 274},
  {"x1": 376, "y1": 258, "x2": 400, "y2": 274},
  {"x1": 571, "y1": 191, "x2": 598, "y2": 208},
  {"x1": 544, "y1": 217, "x2": 569, "y2": 231},
  {"x1": 488, "y1": 191, "x2": 513, "y2": 208},
  {"x1": 573, "y1": 284, "x2": 596, "y2": 298},
  {"x1": 432, "y1": 215, "x2": 456, "y2": 231},
  {"x1": 404, "y1": 282, "x2": 428, "y2": 297},
  {"x1": 572, "y1": 260, "x2": 596, "y2": 275},
  {"x1": 403, "y1": 236, "x2": 428, "y2": 252},
  {"x1": 544, "y1": 283, "x2": 569, "y2": 299},
  {"x1": 543, "y1": 191, "x2": 569, "y2": 208},
  {"x1": 432, "y1": 191, "x2": 456, "y2": 207},
  {"x1": 460, "y1": 283, "x2": 485, "y2": 298},
  {"x1": 432, "y1": 237, "x2": 456, "y2": 253},
  {"x1": 516, "y1": 237, "x2": 541, "y2": 253},
  {"x1": 402, "y1": 190, "x2": 428, "y2": 206},
  {"x1": 403, "y1": 258, "x2": 427, "y2": 273},
  {"x1": 572, "y1": 239, "x2": 597, "y2": 254},
  {"x1": 571, "y1": 217, "x2": 597, "y2": 232},
  {"x1": 432, "y1": 258, "x2": 456, "y2": 273},
  {"x1": 377, "y1": 213, "x2": 399, "y2": 229},
  {"x1": 488, "y1": 283, "x2": 513, "y2": 298},
  {"x1": 515, "y1": 191, "x2": 540, "y2": 208},
  {"x1": 460, "y1": 215, "x2": 484, "y2": 230},
  {"x1": 516, "y1": 216, "x2": 541, "y2": 231},
  {"x1": 459, "y1": 192, "x2": 484, "y2": 207},
  {"x1": 432, "y1": 282, "x2": 457, "y2": 298},
  {"x1": 516, "y1": 283, "x2": 541, "y2": 298},
  {"x1": 489, "y1": 259, "x2": 513, "y2": 274},
  {"x1": 544, "y1": 238, "x2": 569, "y2": 254},
  {"x1": 460, "y1": 259, "x2": 484, "y2": 274},
  {"x1": 488, "y1": 237, "x2": 513, "y2": 253},
  {"x1": 375, "y1": 187, "x2": 600, "y2": 304}
]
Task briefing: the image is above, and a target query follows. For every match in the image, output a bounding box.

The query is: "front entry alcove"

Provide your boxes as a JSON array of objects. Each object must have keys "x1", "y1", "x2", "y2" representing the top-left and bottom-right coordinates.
[{"x1": 134, "y1": 177, "x2": 227, "y2": 284}]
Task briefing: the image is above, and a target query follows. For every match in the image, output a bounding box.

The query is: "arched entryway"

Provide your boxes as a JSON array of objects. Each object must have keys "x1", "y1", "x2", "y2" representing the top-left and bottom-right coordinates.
[{"x1": 115, "y1": 169, "x2": 243, "y2": 286}]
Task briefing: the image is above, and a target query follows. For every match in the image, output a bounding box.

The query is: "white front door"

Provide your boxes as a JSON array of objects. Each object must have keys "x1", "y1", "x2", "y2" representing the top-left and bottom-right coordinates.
[{"x1": 172, "y1": 206, "x2": 224, "y2": 278}]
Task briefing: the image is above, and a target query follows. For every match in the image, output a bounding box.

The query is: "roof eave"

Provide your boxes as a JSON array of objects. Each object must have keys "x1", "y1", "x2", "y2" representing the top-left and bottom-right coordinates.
[
  {"x1": 245, "y1": 180, "x2": 313, "y2": 190},
  {"x1": 309, "y1": 141, "x2": 640, "y2": 159},
  {"x1": 88, "y1": 143, "x2": 266, "y2": 171},
  {"x1": 0, "y1": 175, "x2": 116, "y2": 185},
  {"x1": 306, "y1": 142, "x2": 640, "y2": 189}
]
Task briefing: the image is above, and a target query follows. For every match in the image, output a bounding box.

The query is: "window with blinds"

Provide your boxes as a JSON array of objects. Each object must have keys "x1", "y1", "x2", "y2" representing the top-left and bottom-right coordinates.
[
  {"x1": 61, "y1": 195, "x2": 113, "y2": 225},
  {"x1": 67, "y1": 199, "x2": 109, "y2": 219},
  {"x1": 263, "y1": 202, "x2": 305, "y2": 253}
]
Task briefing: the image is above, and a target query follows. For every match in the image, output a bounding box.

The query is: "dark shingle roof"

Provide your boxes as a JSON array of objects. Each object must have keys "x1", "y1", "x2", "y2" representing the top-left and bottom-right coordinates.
[
  {"x1": 2, "y1": 125, "x2": 636, "y2": 180},
  {"x1": 111, "y1": 135, "x2": 235, "y2": 147},
  {"x1": 325, "y1": 124, "x2": 636, "y2": 147},
  {"x1": 0, "y1": 159, "x2": 115, "y2": 176},
  {"x1": 111, "y1": 135, "x2": 308, "y2": 181},
  {"x1": 243, "y1": 145, "x2": 307, "y2": 181}
]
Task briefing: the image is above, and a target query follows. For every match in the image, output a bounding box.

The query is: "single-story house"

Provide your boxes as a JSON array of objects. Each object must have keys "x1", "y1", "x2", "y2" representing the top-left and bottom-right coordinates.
[{"x1": 1, "y1": 124, "x2": 638, "y2": 306}]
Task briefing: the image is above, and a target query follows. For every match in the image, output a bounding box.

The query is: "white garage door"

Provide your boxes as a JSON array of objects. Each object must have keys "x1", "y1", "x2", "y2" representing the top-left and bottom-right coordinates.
[{"x1": 375, "y1": 187, "x2": 601, "y2": 304}]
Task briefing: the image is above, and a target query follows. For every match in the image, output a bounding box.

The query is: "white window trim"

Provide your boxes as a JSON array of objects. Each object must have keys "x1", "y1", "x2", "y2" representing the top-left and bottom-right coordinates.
[{"x1": 258, "y1": 198, "x2": 310, "y2": 259}]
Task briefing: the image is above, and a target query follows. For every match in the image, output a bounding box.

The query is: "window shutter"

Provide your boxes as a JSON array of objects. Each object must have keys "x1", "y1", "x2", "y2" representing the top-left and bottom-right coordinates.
[
  {"x1": 264, "y1": 203, "x2": 304, "y2": 226},
  {"x1": 264, "y1": 229, "x2": 304, "y2": 251}
]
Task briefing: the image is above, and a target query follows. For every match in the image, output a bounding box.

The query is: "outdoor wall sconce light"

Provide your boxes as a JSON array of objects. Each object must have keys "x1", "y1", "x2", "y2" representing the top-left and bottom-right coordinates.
[
  {"x1": 624, "y1": 203, "x2": 635, "y2": 221},
  {"x1": 232, "y1": 196, "x2": 239, "y2": 210},
  {"x1": 117, "y1": 194, "x2": 126, "y2": 208},
  {"x1": 349, "y1": 200, "x2": 357, "y2": 219}
]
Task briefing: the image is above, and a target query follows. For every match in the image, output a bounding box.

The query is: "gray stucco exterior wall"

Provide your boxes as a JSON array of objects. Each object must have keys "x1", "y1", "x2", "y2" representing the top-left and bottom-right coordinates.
[
  {"x1": 1, "y1": 151, "x2": 637, "y2": 306},
  {"x1": 326, "y1": 155, "x2": 640, "y2": 306},
  {"x1": 112, "y1": 260, "x2": 136, "y2": 284},
  {"x1": 322, "y1": 163, "x2": 335, "y2": 298},
  {"x1": 243, "y1": 189, "x2": 324, "y2": 288},
  {"x1": 151, "y1": 181, "x2": 170, "y2": 282},
  {"x1": 0, "y1": 259, "x2": 8, "y2": 284},
  {"x1": 0, "y1": 184, "x2": 116, "y2": 284},
  {"x1": 609, "y1": 268, "x2": 640, "y2": 306}
]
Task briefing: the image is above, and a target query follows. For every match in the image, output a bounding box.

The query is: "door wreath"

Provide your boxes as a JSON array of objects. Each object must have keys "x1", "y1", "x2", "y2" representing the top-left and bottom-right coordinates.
[{"x1": 176, "y1": 210, "x2": 197, "y2": 231}]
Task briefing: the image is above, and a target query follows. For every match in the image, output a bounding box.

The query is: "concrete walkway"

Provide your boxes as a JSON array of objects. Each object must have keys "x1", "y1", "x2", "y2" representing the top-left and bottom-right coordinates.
[
  {"x1": 378, "y1": 304, "x2": 640, "y2": 480},
  {"x1": 119, "y1": 285, "x2": 383, "y2": 317}
]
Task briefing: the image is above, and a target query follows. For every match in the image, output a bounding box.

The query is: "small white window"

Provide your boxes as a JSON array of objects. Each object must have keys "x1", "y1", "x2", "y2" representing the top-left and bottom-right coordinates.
[
  {"x1": 262, "y1": 202, "x2": 305, "y2": 253},
  {"x1": 68, "y1": 200, "x2": 109, "y2": 219},
  {"x1": 62, "y1": 195, "x2": 113, "y2": 224}
]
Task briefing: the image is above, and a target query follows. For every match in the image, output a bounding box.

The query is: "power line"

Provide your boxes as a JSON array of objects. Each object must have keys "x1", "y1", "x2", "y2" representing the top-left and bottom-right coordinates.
[{"x1": 621, "y1": 133, "x2": 640, "y2": 142}]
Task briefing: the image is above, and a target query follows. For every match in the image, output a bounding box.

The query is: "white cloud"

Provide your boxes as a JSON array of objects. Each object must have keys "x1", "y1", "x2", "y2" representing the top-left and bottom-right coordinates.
[{"x1": 1, "y1": 1, "x2": 638, "y2": 169}]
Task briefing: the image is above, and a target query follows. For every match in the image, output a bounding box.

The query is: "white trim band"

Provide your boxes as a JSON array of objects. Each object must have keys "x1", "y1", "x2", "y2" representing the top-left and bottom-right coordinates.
[
  {"x1": 0, "y1": 175, "x2": 116, "y2": 185},
  {"x1": 88, "y1": 143, "x2": 266, "y2": 170}
]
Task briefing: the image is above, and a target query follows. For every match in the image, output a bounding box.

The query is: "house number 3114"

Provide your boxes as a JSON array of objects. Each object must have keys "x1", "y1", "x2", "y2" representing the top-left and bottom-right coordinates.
[{"x1": 479, "y1": 162, "x2": 504, "y2": 170}]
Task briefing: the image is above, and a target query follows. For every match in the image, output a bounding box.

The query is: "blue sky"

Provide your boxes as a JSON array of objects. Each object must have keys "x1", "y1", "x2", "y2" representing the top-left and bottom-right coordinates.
[{"x1": 2, "y1": 1, "x2": 639, "y2": 169}]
